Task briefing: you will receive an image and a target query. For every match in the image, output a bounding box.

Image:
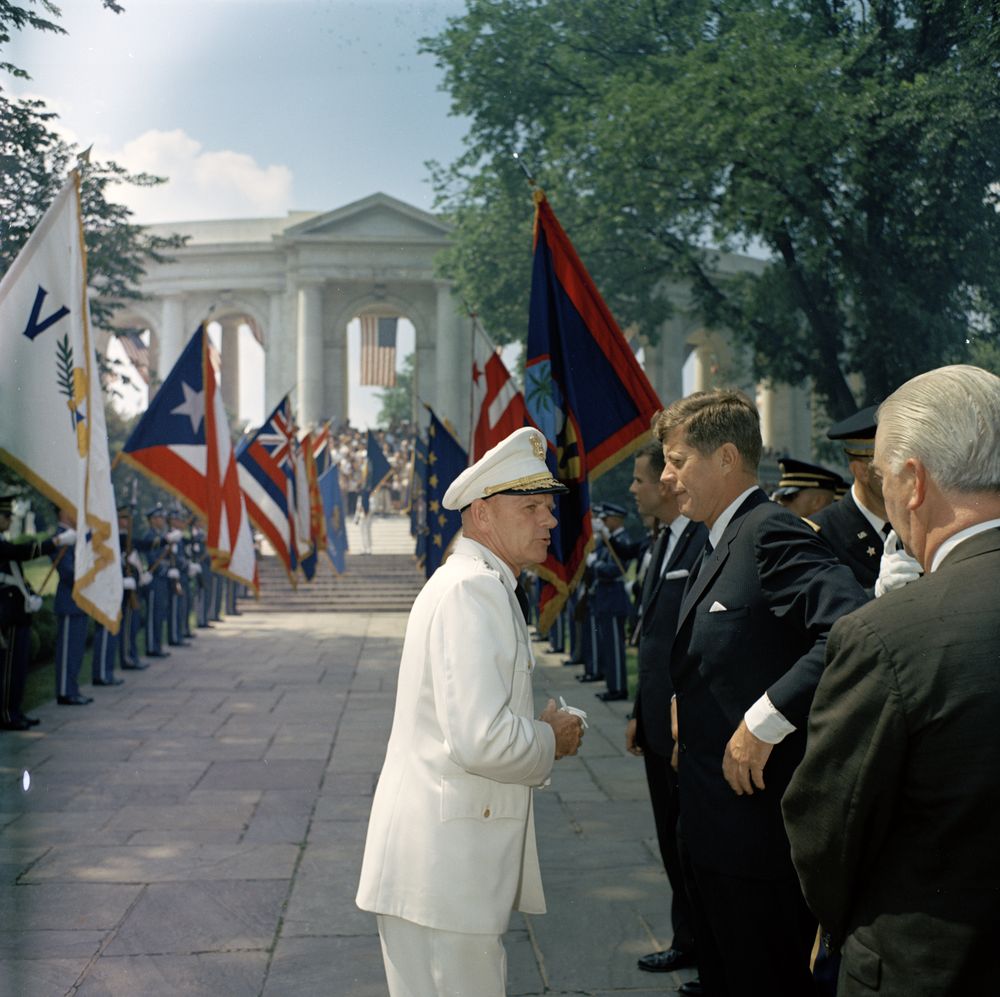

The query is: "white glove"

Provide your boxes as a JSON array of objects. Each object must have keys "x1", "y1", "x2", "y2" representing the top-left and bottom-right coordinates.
[
  {"x1": 123, "y1": 577, "x2": 137, "y2": 591},
  {"x1": 166, "y1": 529, "x2": 183, "y2": 543},
  {"x1": 585, "y1": 551, "x2": 598, "y2": 567},
  {"x1": 874, "y1": 529, "x2": 922, "y2": 598},
  {"x1": 170, "y1": 542, "x2": 178, "y2": 554},
  {"x1": 24, "y1": 593, "x2": 43, "y2": 613},
  {"x1": 167, "y1": 568, "x2": 180, "y2": 580},
  {"x1": 140, "y1": 571, "x2": 153, "y2": 586},
  {"x1": 188, "y1": 563, "x2": 202, "y2": 577},
  {"x1": 53, "y1": 529, "x2": 77, "y2": 547},
  {"x1": 127, "y1": 550, "x2": 143, "y2": 570}
]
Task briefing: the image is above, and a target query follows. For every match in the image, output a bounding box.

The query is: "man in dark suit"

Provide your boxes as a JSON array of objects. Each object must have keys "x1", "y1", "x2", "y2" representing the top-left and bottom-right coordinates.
[
  {"x1": 625, "y1": 441, "x2": 707, "y2": 984},
  {"x1": 809, "y1": 407, "x2": 889, "y2": 589},
  {"x1": 656, "y1": 389, "x2": 866, "y2": 997},
  {"x1": 783, "y1": 364, "x2": 1000, "y2": 996}
]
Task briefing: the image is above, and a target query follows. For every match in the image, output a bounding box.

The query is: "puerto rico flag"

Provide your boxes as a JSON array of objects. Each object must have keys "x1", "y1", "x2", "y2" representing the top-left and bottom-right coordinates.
[
  {"x1": 471, "y1": 324, "x2": 533, "y2": 461},
  {"x1": 236, "y1": 395, "x2": 298, "y2": 585},
  {"x1": 526, "y1": 190, "x2": 661, "y2": 631},
  {"x1": 119, "y1": 325, "x2": 257, "y2": 590}
]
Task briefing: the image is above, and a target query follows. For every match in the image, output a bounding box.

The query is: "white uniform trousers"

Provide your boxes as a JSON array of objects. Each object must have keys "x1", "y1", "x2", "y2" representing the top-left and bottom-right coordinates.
[{"x1": 376, "y1": 914, "x2": 506, "y2": 997}]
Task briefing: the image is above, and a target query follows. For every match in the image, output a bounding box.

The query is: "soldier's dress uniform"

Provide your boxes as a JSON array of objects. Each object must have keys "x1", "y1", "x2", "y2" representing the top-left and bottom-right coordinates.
[
  {"x1": 118, "y1": 518, "x2": 147, "y2": 671},
  {"x1": 190, "y1": 526, "x2": 212, "y2": 628},
  {"x1": 166, "y1": 511, "x2": 189, "y2": 647},
  {"x1": 135, "y1": 508, "x2": 171, "y2": 657},
  {"x1": 52, "y1": 528, "x2": 92, "y2": 705},
  {"x1": 91, "y1": 514, "x2": 134, "y2": 686},
  {"x1": 808, "y1": 407, "x2": 889, "y2": 592},
  {"x1": 589, "y1": 509, "x2": 637, "y2": 701},
  {"x1": 1, "y1": 523, "x2": 56, "y2": 730}
]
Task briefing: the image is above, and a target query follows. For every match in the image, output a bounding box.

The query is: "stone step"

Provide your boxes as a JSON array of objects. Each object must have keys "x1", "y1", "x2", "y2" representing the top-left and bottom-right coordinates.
[{"x1": 247, "y1": 546, "x2": 426, "y2": 614}]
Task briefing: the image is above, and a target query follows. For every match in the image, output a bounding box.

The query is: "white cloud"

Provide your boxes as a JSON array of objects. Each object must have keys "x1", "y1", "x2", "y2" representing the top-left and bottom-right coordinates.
[{"x1": 99, "y1": 128, "x2": 294, "y2": 223}]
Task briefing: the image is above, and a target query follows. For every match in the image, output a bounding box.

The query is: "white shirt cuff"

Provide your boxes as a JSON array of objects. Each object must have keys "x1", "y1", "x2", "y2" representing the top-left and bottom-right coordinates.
[{"x1": 744, "y1": 693, "x2": 796, "y2": 744}]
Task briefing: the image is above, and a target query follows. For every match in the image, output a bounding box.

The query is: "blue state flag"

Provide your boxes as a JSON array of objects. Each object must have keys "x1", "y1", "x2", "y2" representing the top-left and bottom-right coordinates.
[
  {"x1": 366, "y1": 429, "x2": 392, "y2": 493},
  {"x1": 319, "y1": 464, "x2": 348, "y2": 574},
  {"x1": 525, "y1": 191, "x2": 662, "y2": 631},
  {"x1": 423, "y1": 408, "x2": 467, "y2": 579}
]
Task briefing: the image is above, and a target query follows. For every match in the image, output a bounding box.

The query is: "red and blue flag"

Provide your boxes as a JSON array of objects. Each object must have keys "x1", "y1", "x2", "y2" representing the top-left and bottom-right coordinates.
[{"x1": 525, "y1": 191, "x2": 661, "y2": 630}]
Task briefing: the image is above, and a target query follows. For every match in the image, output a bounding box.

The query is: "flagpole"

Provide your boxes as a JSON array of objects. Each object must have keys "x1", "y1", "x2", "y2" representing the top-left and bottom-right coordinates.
[{"x1": 466, "y1": 304, "x2": 477, "y2": 461}]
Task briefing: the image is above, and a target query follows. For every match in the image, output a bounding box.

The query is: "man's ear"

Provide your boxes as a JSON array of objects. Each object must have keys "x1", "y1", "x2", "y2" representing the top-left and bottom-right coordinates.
[
  {"x1": 908, "y1": 458, "x2": 927, "y2": 510},
  {"x1": 718, "y1": 442, "x2": 740, "y2": 473}
]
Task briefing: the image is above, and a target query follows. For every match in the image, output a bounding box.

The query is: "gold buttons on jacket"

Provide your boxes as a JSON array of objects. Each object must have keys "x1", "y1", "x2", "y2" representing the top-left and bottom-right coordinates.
[{"x1": 483, "y1": 807, "x2": 491, "y2": 818}]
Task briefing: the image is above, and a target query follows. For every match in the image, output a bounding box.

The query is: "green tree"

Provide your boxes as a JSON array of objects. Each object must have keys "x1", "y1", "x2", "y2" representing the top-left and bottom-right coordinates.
[
  {"x1": 423, "y1": 0, "x2": 1000, "y2": 418},
  {"x1": 376, "y1": 353, "x2": 416, "y2": 427}
]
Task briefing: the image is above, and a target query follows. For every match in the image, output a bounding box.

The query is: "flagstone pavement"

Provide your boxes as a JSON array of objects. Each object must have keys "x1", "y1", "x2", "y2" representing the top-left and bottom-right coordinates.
[{"x1": 0, "y1": 610, "x2": 698, "y2": 996}]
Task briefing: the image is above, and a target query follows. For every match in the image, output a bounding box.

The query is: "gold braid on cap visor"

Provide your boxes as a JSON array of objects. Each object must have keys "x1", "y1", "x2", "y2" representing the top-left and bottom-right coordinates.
[{"x1": 481, "y1": 472, "x2": 562, "y2": 497}]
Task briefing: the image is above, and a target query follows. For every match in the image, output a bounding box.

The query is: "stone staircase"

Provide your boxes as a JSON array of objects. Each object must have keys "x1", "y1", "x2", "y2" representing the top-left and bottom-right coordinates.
[{"x1": 246, "y1": 514, "x2": 426, "y2": 613}]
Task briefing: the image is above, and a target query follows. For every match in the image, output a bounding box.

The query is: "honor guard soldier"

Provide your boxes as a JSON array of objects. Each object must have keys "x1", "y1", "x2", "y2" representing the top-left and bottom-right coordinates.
[
  {"x1": 589, "y1": 502, "x2": 638, "y2": 701},
  {"x1": 190, "y1": 517, "x2": 212, "y2": 628},
  {"x1": 118, "y1": 503, "x2": 148, "y2": 671},
  {"x1": 179, "y1": 510, "x2": 198, "y2": 640},
  {"x1": 771, "y1": 457, "x2": 844, "y2": 518},
  {"x1": 136, "y1": 504, "x2": 172, "y2": 657},
  {"x1": 809, "y1": 407, "x2": 891, "y2": 590},
  {"x1": 90, "y1": 503, "x2": 136, "y2": 687},
  {"x1": 1, "y1": 494, "x2": 59, "y2": 730},
  {"x1": 51, "y1": 508, "x2": 92, "y2": 705},
  {"x1": 165, "y1": 506, "x2": 190, "y2": 647}
]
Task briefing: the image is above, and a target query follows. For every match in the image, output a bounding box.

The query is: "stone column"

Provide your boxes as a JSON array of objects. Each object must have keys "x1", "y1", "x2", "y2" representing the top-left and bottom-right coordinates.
[
  {"x1": 296, "y1": 282, "x2": 324, "y2": 427},
  {"x1": 644, "y1": 315, "x2": 689, "y2": 407},
  {"x1": 690, "y1": 344, "x2": 713, "y2": 392},
  {"x1": 264, "y1": 292, "x2": 287, "y2": 411},
  {"x1": 158, "y1": 295, "x2": 185, "y2": 382},
  {"x1": 219, "y1": 317, "x2": 241, "y2": 418},
  {"x1": 324, "y1": 304, "x2": 348, "y2": 426}
]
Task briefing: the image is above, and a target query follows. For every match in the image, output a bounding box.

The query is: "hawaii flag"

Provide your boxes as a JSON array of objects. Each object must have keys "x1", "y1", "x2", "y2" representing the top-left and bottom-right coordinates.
[
  {"x1": 0, "y1": 172, "x2": 123, "y2": 630},
  {"x1": 118, "y1": 325, "x2": 256, "y2": 589},
  {"x1": 470, "y1": 324, "x2": 533, "y2": 461}
]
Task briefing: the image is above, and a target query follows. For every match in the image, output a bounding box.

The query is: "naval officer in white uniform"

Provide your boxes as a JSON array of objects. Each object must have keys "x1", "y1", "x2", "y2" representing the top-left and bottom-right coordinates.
[{"x1": 357, "y1": 427, "x2": 585, "y2": 996}]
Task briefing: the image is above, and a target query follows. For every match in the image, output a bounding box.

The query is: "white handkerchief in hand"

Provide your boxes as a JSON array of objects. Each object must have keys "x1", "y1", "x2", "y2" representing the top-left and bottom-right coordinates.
[
  {"x1": 663, "y1": 569, "x2": 689, "y2": 580},
  {"x1": 709, "y1": 601, "x2": 728, "y2": 613}
]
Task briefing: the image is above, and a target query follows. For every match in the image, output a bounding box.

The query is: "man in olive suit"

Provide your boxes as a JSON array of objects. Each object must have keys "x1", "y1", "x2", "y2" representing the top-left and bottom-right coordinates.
[{"x1": 783, "y1": 365, "x2": 1000, "y2": 996}]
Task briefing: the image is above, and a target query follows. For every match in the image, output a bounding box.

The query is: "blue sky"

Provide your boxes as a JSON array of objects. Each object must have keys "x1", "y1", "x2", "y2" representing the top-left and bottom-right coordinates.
[
  {"x1": 10, "y1": 0, "x2": 470, "y2": 222},
  {"x1": 10, "y1": 0, "x2": 474, "y2": 426}
]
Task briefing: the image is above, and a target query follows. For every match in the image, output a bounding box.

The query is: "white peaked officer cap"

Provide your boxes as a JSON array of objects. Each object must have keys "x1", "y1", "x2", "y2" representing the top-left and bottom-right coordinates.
[{"x1": 442, "y1": 427, "x2": 569, "y2": 511}]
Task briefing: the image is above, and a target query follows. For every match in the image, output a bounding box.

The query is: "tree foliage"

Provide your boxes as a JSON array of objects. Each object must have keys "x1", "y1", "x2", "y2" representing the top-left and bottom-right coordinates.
[
  {"x1": 0, "y1": 0, "x2": 182, "y2": 501},
  {"x1": 375, "y1": 353, "x2": 416, "y2": 428},
  {"x1": 423, "y1": 0, "x2": 1000, "y2": 417}
]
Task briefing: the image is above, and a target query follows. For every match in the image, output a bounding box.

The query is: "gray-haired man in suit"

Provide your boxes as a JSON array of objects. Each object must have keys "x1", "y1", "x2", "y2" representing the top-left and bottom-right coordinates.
[{"x1": 784, "y1": 365, "x2": 1000, "y2": 996}]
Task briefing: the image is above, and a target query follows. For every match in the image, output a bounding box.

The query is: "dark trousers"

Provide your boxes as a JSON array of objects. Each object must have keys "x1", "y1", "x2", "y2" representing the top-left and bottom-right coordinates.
[
  {"x1": 594, "y1": 613, "x2": 627, "y2": 695},
  {"x1": 643, "y1": 747, "x2": 695, "y2": 954},
  {"x1": 55, "y1": 614, "x2": 88, "y2": 699},
  {"x1": 120, "y1": 600, "x2": 141, "y2": 666},
  {"x1": 1, "y1": 623, "x2": 30, "y2": 723},
  {"x1": 145, "y1": 579, "x2": 168, "y2": 653},
  {"x1": 91, "y1": 624, "x2": 118, "y2": 683},
  {"x1": 679, "y1": 837, "x2": 817, "y2": 997}
]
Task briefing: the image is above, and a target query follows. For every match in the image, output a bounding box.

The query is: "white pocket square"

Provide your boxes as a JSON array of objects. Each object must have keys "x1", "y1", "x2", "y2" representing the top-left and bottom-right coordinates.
[
  {"x1": 663, "y1": 569, "x2": 689, "y2": 580},
  {"x1": 709, "y1": 601, "x2": 728, "y2": 612}
]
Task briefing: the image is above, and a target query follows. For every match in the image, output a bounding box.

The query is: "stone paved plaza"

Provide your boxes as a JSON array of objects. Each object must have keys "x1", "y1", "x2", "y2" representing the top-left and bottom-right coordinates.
[{"x1": 0, "y1": 609, "x2": 696, "y2": 996}]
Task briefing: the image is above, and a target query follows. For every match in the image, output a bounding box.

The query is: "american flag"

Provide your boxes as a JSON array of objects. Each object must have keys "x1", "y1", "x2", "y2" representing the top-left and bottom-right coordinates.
[
  {"x1": 116, "y1": 329, "x2": 150, "y2": 384},
  {"x1": 359, "y1": 315, "x2": 398, "y2": 386}
]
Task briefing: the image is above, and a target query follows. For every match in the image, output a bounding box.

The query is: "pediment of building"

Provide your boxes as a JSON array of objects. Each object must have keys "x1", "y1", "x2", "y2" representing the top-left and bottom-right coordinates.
[{"x1": 282, "y1": 192, "x2": 451, "y2": 244}]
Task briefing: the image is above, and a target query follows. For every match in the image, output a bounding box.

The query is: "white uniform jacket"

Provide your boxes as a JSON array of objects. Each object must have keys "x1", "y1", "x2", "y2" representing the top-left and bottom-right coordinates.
[{"x1": 356, "y1": 536, "x2": 557, "y2": 935}]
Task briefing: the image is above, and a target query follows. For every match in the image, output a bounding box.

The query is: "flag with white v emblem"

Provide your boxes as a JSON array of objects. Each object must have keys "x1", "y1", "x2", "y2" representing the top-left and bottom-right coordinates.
[
  {"x1": 118, "y1": 324, "x2": 256, "y2": 590},
  {"x1": 0, "y1": 171, "x2": 123, "y2": 631}
]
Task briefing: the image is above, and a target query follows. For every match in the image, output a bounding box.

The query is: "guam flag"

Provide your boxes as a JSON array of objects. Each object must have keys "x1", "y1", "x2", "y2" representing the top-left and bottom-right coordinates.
[
  {"x1": 423, "y1": 408, "x2": 467, "y2": 579},
  {"x1": 525, "y1": 191, "x2": 661, "y2": 631}
]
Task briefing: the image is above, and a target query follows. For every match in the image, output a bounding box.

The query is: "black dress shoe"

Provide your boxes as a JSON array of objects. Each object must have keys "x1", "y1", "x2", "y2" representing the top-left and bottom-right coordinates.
[
  {"x1": 57, "y1": 694, "x2": 94, "y2": 705},
  {"x1": 146, "y1": 650, "x2": 171, "y2": 658},
  {"x1": 1, "y1": 717, "x2": 31, "y2": 731},
  {"x1": 121, "y1": 661, "x2": 149, "y2": 670},
  {"x1": 637, "y1": 948, "x2": 697, "y2": 973},
  {"x1": 678, "y1": 979, "x2": 704, "y2": 996},
  {"x1": 596, "y1": 690, "x2": 628, "y2": 702},
  {"x1": 93, "y1": 678, "x2": 125, "y2": 686},
  {"x1": 577, "y1": 674, "x2": 601, "y2": 683},
  {"x1": 17, "y1": 714, "x2": 40, "y2": 727}
]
